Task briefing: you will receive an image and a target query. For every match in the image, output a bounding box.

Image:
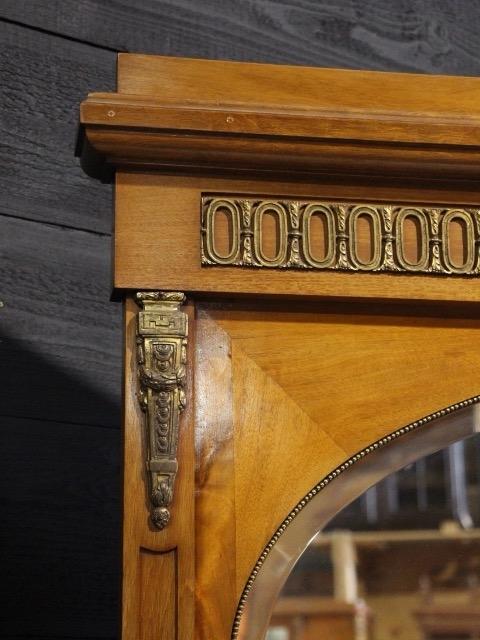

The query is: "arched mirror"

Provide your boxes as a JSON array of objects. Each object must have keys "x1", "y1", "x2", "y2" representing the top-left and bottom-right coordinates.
[{"x1": 237, "y1": 404, "x2": 480, "y2": 640}]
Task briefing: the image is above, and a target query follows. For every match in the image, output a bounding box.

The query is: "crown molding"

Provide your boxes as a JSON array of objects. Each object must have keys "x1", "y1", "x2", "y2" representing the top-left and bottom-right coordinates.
[{"x1": 79, "y1": 55, "x2": 480, "y2": 182}]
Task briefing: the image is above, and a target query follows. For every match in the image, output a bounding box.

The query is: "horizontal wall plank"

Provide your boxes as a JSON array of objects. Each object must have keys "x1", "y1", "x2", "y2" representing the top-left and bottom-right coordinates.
[
  {"x1": 0, "y1": 415, "x2": 120, "y2": 638},
  {"x1": 2, "y1": 0, "x2": 480, "y2": 74},
  {"x1": 0, "y1": 20, "x2": 115, "y2": 233},
  {"x1": 0, "y1": 215, "x2": 121, "y2": 427}
]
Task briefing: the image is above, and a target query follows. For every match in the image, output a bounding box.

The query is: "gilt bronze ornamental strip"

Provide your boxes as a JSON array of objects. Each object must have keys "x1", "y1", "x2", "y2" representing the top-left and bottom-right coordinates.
[
  {"x1": 135, "y1": 292, "x2": 188, "y2": 530},
  {"x1": 201, "y1": 197, "x2": 480, "y2": 276}
]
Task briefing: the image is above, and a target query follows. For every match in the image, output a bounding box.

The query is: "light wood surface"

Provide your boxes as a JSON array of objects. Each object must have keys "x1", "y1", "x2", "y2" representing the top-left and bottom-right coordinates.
[
  {"x1": 189, "y1": 301, "x2": 480, "y2": 639},
  {"x1": 82, "y1": 90, "x2": 480, "y2": 145},
  {"x1": 115, "y1": 171, "x2": 480, "y2": 303},
  {"x1": 271, "y1": 597, "x2": 365, "y2": 640},
  {"x1": 80, "y1": 55, "x2": 480, "y2": 180},
  {"x1": 194, "y1": 309, "x2": 238, "y2": 640},
  {"x1": 105, "y1": 55, "x2": 480, "y2": 640},
  {"x1": 122, "y1": 298, "x2": 195, "y2": 640},
  {"x1": 116, "y1": 54, "x2": 480, "y2": 115}
]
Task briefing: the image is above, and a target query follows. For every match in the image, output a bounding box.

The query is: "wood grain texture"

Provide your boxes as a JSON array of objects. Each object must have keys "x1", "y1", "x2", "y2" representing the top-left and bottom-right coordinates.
[
  {"x1": 139, "y1": 548, "x2": 178, "y2": 640},
  {"x1": 230, "y1": 340, "x2": 345, "y2": 589},
  {"x1": 0, "y1": 415, "x2": 120, "y2": 638},
  {"x1": 122, "y1": 297, "x2": 195, "y2": 640},
  {"x1": 84, "y1": 125, "x2": 480, "y2": 181},
  {"x1": 0, "y1": 20, "x2": 115, "y2": 233},
  {"x1": 82, "y1": 88, "x2": 480, "y2": 146},
  {"x1": 115, "y1": 54, "x2": 480, "y2": 116},
  {"x1": 271, "y1": 597, "x2": 362, "y2": 640},
  {"x1": 114, "y1": 172, "x2": 480, "y2": 303},
  {"x1": 3, "y1": 0, "x2": 480, "y2": 76},
  {"x1": 0, "y1": 215, "x2": 121, "y2": 427},
  {"x1": 83, "y1": 92, "x2": 480, "y2": 148},
  {"x1": 92, "y1": 37, "x2": 480, "y2": 640},
  {"x1": 193, "y1": 301, "x2": 480, "y2": 639},
  {"x1": 195, "y1": 309, "x2": 237, "y2": 640},
  {"x1": 82, "y1": 56, "x2": 480, "y2": 180}
]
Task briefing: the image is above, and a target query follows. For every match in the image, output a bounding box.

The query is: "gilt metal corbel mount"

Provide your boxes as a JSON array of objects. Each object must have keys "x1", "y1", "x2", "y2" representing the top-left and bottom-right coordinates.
[{"x1": 135, "y1": 291, "x2": 188, "y2": 530}]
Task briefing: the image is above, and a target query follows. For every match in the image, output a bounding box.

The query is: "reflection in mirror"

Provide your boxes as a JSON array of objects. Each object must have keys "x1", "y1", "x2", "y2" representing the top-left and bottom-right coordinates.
[
  {"x1": 265, "y1": 422, "x2": 480, "y2": 639},
  {"x1": 236, "y1": 405, "x2": 480, "y2": 640}
]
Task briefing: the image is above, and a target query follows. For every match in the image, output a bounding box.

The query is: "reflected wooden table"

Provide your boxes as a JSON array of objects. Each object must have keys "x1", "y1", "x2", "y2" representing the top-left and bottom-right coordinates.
[{"x1": 270, "y1": 597, "x2": 373, "y2": 640}]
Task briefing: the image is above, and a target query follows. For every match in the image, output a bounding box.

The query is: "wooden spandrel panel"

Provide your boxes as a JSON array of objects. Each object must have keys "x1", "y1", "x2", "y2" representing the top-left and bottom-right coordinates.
[
  {"x1": 121, "y1": 296, "x2": 480, "y2": 640},
  {"x1": 192, "y1": 301, "x2": 480, "y2": 639},
  {"x1": 121, "y1": 294, "x2": 480, "y2": 638},
  {"x1": 115, "y1": 171, "x2": 480, "y2": 303}
]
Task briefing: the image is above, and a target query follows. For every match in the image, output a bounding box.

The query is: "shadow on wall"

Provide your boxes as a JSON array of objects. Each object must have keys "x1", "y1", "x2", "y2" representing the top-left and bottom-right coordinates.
[{"x1": 0, "y1": 333, "x2": 121, "y2": 638}]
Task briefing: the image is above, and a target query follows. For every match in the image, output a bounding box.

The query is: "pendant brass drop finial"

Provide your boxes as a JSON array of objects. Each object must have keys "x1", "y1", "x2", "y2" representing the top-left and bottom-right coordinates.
[{"x1": 135, "y1": 291, "x2": 188, "y2": 530}]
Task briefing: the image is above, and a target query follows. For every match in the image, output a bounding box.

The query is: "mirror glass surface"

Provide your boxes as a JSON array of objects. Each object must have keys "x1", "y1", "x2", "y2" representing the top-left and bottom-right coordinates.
[{"x1": 265, "y1": 428, "x2": 480, "y2": 640}]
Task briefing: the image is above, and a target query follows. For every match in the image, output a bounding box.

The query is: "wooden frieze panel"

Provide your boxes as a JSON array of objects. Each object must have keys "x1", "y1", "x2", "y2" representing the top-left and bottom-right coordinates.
[{"x1": 201, "y1": 196, "x2": 479, "y2": 275}]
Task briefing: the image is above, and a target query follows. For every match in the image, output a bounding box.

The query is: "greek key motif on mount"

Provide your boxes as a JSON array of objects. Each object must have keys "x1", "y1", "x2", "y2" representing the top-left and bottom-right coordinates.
[
  {"x1": 136, "y1": 291, "x2": 188, "y2": 530},
  {"x1": 201, "y1": 197, "x2": 480, "y2": 275}
]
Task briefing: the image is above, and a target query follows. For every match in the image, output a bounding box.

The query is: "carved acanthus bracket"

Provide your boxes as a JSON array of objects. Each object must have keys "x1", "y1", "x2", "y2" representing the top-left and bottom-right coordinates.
[{"x1": 135, "y1": 291, "x2": 188, "y2": 530}]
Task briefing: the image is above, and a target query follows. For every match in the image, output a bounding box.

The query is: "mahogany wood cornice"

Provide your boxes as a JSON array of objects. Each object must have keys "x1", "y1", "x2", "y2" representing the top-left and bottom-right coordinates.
[{"x1": 79, "y1": 55, "x2": 480, "y2": 181}]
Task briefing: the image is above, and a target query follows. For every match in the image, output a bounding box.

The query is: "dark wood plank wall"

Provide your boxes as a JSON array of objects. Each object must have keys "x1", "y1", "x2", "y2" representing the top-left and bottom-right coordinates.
[{"x1": 1, "y1": 2, "x2": 479, "y2": 638}]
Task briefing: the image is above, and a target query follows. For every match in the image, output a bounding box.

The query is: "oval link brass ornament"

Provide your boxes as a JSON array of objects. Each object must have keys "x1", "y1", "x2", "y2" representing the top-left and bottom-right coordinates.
[
  {"x1": 136, "y1": 291, "x2": 188, "y2": 530},
  {"x1": 201, "y1": 197, "x2": 480, "y2": 276}
]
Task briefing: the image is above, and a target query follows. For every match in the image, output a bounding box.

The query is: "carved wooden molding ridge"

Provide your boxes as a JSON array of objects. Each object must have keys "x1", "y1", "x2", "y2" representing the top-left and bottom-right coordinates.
[
  {"x1": 136, "y1": 291, "x2": 188, "y2": 529},
  {"x1": 202, "y1": 197, "x2": 480, "y2": 276}
]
